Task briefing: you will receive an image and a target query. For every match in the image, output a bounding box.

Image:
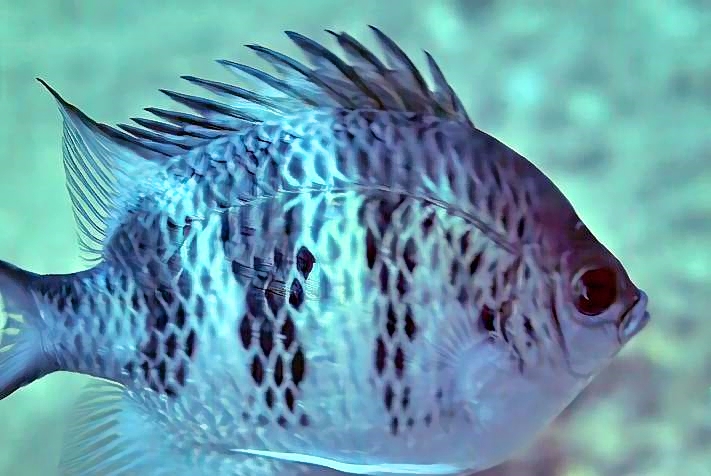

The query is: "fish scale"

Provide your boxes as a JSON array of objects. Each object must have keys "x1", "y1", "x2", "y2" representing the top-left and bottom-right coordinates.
[{"x1": 0, "y1": 27, "x2": 650, "y2": 476}]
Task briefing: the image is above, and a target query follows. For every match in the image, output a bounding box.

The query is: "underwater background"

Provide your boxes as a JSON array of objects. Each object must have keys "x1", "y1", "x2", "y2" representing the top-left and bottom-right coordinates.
[{"x1": 0, "y1": 0, "x2": 709, "y2": 475}]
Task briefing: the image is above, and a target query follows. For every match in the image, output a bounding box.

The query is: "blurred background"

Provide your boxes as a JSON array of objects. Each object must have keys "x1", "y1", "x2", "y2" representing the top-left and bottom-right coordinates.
[{"x1": 0, "y1": 0, "x2": 709, "y2": 475}]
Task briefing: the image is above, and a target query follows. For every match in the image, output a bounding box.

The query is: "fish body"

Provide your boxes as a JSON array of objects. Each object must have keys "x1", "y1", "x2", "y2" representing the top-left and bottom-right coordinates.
[{"x1": 0, "y1": 28, "x2": 650, "y2": 476}]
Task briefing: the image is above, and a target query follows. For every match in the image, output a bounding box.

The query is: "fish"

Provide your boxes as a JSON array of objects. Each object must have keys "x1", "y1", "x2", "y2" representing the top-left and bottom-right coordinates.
[{"x1": 0, "y1": 26, "x2": 650, "y2": 476}]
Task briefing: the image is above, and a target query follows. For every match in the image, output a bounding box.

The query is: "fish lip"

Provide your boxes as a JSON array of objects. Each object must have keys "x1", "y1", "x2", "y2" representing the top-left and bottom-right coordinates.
[{"x1": 618, "y1": 290, "x2": 650, "y2": 343}]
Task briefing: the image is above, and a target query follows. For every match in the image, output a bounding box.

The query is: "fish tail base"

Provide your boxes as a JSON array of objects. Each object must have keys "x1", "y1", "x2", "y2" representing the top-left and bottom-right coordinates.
[{"x1": 0, "y1": 259, "x2": 52, "y2": 400}]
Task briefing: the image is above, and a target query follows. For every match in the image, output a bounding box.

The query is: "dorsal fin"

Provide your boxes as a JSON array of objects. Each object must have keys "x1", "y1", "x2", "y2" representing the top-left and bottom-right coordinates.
[
  {"x1": 37, "y1": 79, "x2": 165, "y2": 263},
  {"x1": 117, "y1": 27, "x2": 472, "y2": 153}
]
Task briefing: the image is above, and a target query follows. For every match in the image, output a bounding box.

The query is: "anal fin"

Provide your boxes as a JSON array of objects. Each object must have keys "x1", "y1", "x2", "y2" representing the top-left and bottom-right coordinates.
[{"x1": 58, "y1": 380, "x2": 185, "y2": 476}]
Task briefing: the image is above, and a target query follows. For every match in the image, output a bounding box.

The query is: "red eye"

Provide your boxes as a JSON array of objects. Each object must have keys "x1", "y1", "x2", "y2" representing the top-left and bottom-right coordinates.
[{"x1": 574, "y1": 267, "x2": 617, "y2": 316}]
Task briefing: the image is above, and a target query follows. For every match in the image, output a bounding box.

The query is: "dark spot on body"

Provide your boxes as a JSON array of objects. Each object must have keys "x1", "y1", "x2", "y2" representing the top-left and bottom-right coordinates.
[
  {"x1": 285, "y1": 388, "x2": 296, "y2": 412},
  {"x1": 470, "y1": 253, "x2": 482, "y2": 275},
  {"x1": 480, "y1": 306, "x2": 496, "y2": 332},
  {"x1": 104, "y1": 277, "x2": 115, "y2": 295},
  {"x1": 424, "y1": 413, "x2": 432, "y2": 426},
  {"x1": 449, "y1": 261, "x2": 460, "y2": 285},
  {"x1": 523, "y1": 316, "x2": 534, "y2": 337},
  {"x1": 259, "y1": 320, "x2": 274, "y2": 357},
  {"x1": 281, "y1": 315, "x2": 296, "y2": 349},
  {"x1": 289, "y1": 279, "x2": 304, "y2": 309},
  {"x1": 517, "y1": 217, "x2": 526, "y2": 239},
  {"x1": 459, "y1": 231, "x2": 471, "y2": 254},
  {"x1": 394, "y1": 347, "x2": 405, "y2": 378},
  {"x1": 291, "y1": 348, "x2": 305, "y2": 385},
  {"x1": 490, "y1": 163, "x2": 502, "y2": 190},
  {"x1": 193, "y1": 296, "x2": 205, "y2": 320},
  {"x1": 486, "y1": 193, "x2": 496, "y2": 217},
  {"x1": 386, "y1": 304, "x2": 397, "y2": 337},
  {"x1": 403, "y1": 238, "x2": 417, "y2": 273},
  {"x1": 500, "y1": 204, "x2": 509, "y2": 232},
  {"x1": 378, "y1": 265, "x2": 389, "y2": 293},
  {"x1": 365, "y1": 229, "x2": 377, "y2": 269},
  {"x1": 404, "y1": 307, "x2": 417, "y2": 340},
  {"x1": 274, "y1": 356, "x2": 284, "y2": 386},
  {"x1": 402, "y1": 387, "x2": 411, "y2": 409},
  {"x1": 422, "y1": 213, "x2": 435, "y2": 232},
  {"x1": 175, "y1": 301, "x2": 187, "y2": 329},
  {"x1": 384, "y1": 384, "x2": 395, "y2": 410},
  {"x1": 390, "y1": 417, "x2": 399, "y2": 435},
  {"x1": 265, "y1": 388, "x2": 275, "y2": 408},
  {"x1": 165, "y1": 333, "x2": 178, "y2": 359},
  {"x1": 277, "y1": 415, "x2": 288, "y2": 428},
  {"x1": 175, "y1": 362, "x2": 186, "y2": 387},
  {"x1": 296, "y1": 246, "x2": 315, "y2": 279},
  {"x1": 396, "y1": 271, "x2": 407, "y2": 296},
  {"x1": 158, "y1": 361, "x2": 168, "y2": 387},
  {"x1": 185, "y1": 329, "x2": 197, "y2": 360},
  {"x1": 239, "y1": 314, "x2": 252, "y2": 348},
  {"x1": 251, "y1": 356, "x2": 264, "y2": 385},
  {"x1": 220, "y1": 212, "x2": 231, "y2": 244},
  {"x1": 143, "y1": 333, "x2": 160, "y2": 362},
  {"x1": 375, "y1": 337, "x2": 387, "y2": 375}
]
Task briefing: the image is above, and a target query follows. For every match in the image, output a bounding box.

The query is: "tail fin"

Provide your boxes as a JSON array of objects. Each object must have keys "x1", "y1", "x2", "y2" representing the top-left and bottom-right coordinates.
[{"x1": 0, "y1": 260, "x2": 53, "y2": 400}]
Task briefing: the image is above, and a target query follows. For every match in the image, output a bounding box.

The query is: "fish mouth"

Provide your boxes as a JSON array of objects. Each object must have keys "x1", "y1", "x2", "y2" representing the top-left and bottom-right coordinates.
[{"x1": 618, "y1": 290, "x2": 650, "y2": 344}]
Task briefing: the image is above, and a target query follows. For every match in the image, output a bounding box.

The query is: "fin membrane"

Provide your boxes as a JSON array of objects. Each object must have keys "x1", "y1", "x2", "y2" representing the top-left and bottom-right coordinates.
[
  {"x1": 38, "y1": 80, "x2": 164, "y2": 263},
  {"x1": 98, "y1": 27, "x2": 473, "y2": 159},
  {"x1": 58, "y1": 380, "x2": 195, "y2": 476}
]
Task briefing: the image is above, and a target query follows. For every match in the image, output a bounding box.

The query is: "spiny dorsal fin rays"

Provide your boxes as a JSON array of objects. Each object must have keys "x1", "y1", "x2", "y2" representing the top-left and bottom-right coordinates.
[
  {"x1": 367, "y1": 26, "x2": 432, "y2": 105},
  {"x1": 325, "y1": 30, "x2": 390, "y2": 76},
  {"x1": 131, "y1": 113, "x2": 231, "y2": 151},
  {"x1": 121, "y1": 28, "x2": 471, "y2": 152},
  {"x1": 179, "y1": 76, "x2": 283, "y2": 115},
  {"x1": 116, "y1": 123, "x2": 190, "y2": 156},
  {"x1": 37, "y1": 78, "x2": 164, "y2": 263},
  {"x1": 158, "y1": 89, "x2": 257, "y2": 124},
  {"x1": 322, "y1": 29, "x2": 431, "y2": 112},
  {"x1": 143, "y1": 107, "x2": 227, "y2": 131},
  {"x1": 283, "y1": 31, "x2": 386, "y2": 109},
  {"x1": 217, "y1": 59, "x2": 328, "y2": 109},
  {"x1": 246, "y1": 42, "x2": 357, "y2": 108},
  {"x1": 424, "y1": 51, "x2": 471, "y2": 124}
]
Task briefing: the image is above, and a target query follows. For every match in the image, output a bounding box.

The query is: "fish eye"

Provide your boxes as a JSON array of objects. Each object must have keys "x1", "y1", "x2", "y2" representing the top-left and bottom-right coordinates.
[{"x1": 573, "y1": 267, "x2": 617, "y2": 316}]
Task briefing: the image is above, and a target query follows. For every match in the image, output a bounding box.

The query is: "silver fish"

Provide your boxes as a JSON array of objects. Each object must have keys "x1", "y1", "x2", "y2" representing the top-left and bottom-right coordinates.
[{"x1": 0, "y1": 27, "x2": 650, "y2": 476}]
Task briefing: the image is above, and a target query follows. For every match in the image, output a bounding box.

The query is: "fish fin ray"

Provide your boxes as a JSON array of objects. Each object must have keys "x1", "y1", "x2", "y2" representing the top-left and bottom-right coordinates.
[
  {"x1": 38, "y1": 79, "x2": 165, "y2": 263},
  {"x1": 58, "y1": 380, "x2": 153, "y2": 476},
  {"x1": 58, "y1": 379, "x2": 190, "y2": 476},
  {"x1": 405, "y1": 297, "x2": 485, "y2": 377},
  {"x1": 0, "y1": 261, "x2": 51, "y2": 400},
  {"x1": 116, "y1": 28, "x2": 471, "y2": 152}
]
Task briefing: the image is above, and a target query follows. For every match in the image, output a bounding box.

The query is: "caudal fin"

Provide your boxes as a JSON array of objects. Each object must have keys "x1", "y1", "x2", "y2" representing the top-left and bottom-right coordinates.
[{"x1": 0, "y1": 259, "x2": 52, "y2": 400}]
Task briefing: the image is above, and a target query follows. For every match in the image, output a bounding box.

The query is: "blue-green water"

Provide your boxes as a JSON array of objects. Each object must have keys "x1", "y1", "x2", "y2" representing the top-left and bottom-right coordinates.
[{"x1": 0, "y1": 1, "x2": 709, "y2": 475}]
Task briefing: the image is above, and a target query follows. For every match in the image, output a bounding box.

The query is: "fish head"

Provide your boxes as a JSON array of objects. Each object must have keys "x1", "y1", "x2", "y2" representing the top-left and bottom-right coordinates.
[{"x1": 552, "y1": 222, "x2": 650, "y2": 377}]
